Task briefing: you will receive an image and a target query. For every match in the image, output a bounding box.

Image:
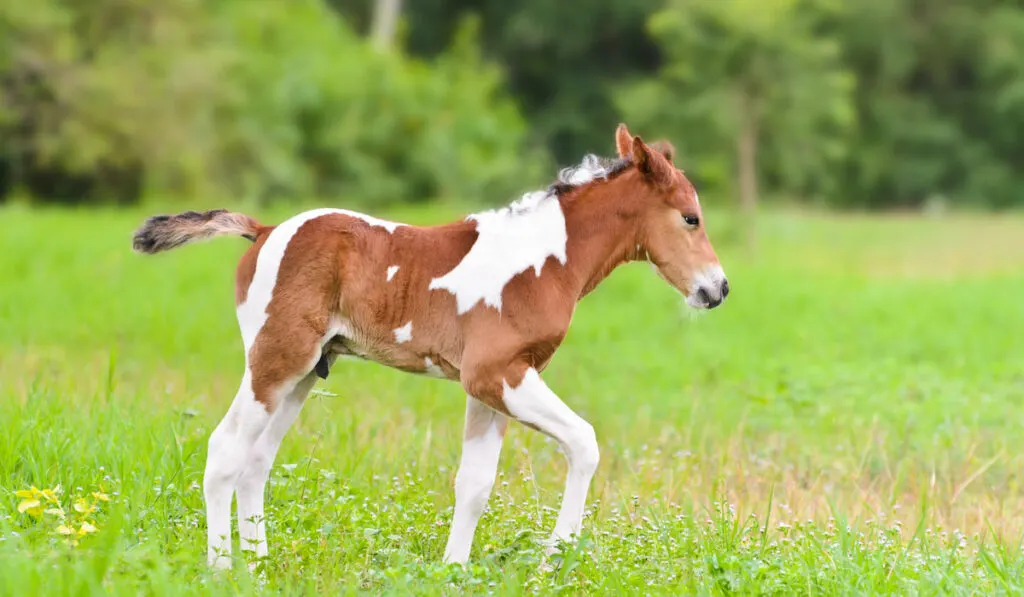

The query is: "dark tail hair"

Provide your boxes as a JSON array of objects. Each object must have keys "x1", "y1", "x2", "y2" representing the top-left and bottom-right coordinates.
[{"x1": 132, "y1": 209, "x2": 264, "y2": 254}]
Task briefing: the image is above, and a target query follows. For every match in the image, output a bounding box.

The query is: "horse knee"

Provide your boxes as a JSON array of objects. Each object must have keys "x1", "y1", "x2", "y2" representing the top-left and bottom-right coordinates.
[
  {"x1": 204, "y1": 425, "x2": 253, "y2": 493},
  {"x1": 454, "y1": 467, "x2": 496, "y2": 515},
  {"x1": 204, "y1": 458, "x2": 236, "y2": 499},
  {"x1": 568, "y1": 422, "x2": 599, "y2": 476},
  {"x1": 236, "y1": 449, "x2": 272, "y2": 492}
]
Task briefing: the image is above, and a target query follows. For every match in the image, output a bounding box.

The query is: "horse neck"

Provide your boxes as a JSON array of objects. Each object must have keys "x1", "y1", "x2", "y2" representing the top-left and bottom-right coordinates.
[{"x1": 559, "y1": 179, "x2": 644, "y2": 300}]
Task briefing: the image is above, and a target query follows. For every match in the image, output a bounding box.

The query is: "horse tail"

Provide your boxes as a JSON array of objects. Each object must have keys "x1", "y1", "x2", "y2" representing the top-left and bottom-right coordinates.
[{"x1": 132, "y1": 209, "x2": 265, "y2": 254}]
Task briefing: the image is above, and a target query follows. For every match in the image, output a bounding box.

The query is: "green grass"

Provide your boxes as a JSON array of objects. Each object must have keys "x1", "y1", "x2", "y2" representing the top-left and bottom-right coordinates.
[{"x1": 3, "y1": 202, "x2": 1024, "y2": 594}]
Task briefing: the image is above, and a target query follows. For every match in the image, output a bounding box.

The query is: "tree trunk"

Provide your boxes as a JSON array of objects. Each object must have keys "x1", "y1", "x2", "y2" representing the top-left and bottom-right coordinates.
[
  {"x1": 736, "y1": 88, "x2": 759, "y2": 251},
  {"x1": 371, "y1": 0, "x2": 402, "y2": 51}
]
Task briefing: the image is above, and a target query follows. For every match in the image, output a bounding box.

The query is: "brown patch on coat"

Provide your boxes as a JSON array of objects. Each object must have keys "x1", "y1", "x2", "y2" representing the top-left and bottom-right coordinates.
[{"x1": 247, "y1": 216, "x2": 346, "y2": 410}]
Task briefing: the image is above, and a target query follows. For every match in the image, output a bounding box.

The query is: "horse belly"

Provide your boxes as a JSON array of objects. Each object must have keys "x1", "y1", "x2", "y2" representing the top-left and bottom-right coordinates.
[{"x1": 325, "y1": 324, "x2": 460, "y2": 381}]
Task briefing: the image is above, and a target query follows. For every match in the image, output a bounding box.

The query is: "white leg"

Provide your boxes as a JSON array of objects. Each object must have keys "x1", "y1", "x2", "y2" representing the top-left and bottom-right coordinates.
[
  {"x1": 236, "y1": 372, "x2": 318, "y2": 566},
  {"x1": 203, "y1": 369, "x2": 273, "y2": 570},
  {"x1": 502, "y1": 368, "x2": 599, "y2": 547},
  {"x1": 443, "y1": 396, "x2": 508, "y2": 564}
]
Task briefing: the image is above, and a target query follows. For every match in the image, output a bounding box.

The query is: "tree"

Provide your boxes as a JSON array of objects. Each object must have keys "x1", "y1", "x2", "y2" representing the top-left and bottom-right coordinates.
[
  {"x1": 370, "y1": 0, "x2": 402, "y2": 51},
  {"x1": 618, "y1": 0, "x2": 854, "y2": 244}
]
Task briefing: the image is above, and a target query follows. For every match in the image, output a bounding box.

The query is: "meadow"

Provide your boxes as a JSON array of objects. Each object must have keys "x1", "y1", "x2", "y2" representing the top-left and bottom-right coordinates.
[{"x1": 2, "y1": 201, "x2": 1024, "y2": 595}]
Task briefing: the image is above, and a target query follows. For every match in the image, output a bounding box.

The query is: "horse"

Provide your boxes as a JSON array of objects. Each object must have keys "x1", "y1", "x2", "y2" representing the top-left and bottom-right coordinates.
[{"x1": 131, "y1": 123, "x2": 729, "y2": 570}]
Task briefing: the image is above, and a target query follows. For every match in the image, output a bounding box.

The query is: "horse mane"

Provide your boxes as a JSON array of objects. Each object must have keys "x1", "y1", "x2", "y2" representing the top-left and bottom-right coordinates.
[
  {"x1": 475, "y1": 152, "x2": 634, "y2": 221},
  {"x1": 548, "y1": 154, "x2": 632, "y2": 197}
]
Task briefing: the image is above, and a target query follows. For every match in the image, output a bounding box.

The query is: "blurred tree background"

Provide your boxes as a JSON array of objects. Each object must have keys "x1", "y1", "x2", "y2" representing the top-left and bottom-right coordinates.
[{"x1": 1, "y1": 0, "x2": 1023, "y2": 210}]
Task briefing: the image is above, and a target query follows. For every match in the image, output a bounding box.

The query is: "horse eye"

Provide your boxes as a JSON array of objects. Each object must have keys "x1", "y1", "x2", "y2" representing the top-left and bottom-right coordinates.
[{"x1": 683, "y1": 215, "x2": 700, "y2": 227}]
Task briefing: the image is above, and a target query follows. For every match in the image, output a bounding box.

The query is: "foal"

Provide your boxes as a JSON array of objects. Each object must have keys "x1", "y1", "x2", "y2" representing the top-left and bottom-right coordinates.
[{"x1": 132, "y1": 124, "x2": 729, "y2": 569}]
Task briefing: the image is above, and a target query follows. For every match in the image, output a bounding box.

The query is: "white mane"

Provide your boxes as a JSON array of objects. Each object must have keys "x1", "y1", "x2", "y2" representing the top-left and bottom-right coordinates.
[
  {"x1": 556, "y1": 154, "x2": 618, "y2": 186},
  {"x1": 484, "y1": 153, "x2": 627, "y2": 218}
]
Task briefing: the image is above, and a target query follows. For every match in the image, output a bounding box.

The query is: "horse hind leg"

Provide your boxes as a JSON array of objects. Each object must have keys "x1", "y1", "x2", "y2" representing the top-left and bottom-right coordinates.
[
  {"x1": 443, "y1": 396, "x2": 508, "y2": 564},
  {"x1": 236, "y1": 365, "x2": 325, "y2": 569},
  {"x1": 204, "y1": 369, "x2": 272, "y2": 570},
  {"x1": 203, "y1": 323, "x2": 325, "y2": 570}
]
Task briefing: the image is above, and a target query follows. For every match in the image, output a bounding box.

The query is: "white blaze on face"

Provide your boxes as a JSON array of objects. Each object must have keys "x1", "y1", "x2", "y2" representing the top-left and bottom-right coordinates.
[
  {"x1": 386, "y1": 265, "x2": 399, "y2": 281},
  {"x1": 393, "y1": 321, "x2": 413, "y2": 344},
  {"x1": 685, "y1": 264, "x2": 727, "y2": 309},
  {"x1": 236, "y1": 208, "x2": 404, "y2": 351},
  {"x1": 429, "y1": 191, "x2": 568, "y2": 314}
]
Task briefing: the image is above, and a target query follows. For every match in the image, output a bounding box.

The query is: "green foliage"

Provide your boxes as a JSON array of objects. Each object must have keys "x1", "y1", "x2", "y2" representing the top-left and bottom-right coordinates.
[
  {"x1": 835, "y1": 0, "x2": 1024, "y2": 208},
  {"x1": 394, "y1": 0, "x2": 1024, "y2": 209},
  {"x1": 5, "y1": 0, "x2": 1024, "y2": 209},
  {"x1": 618, "y1": 0, "x2": 855, "y2": 202},
  {"x1": 0, "y1": 1, "x2": 543, "y2": 206},
  {"x1": 216, "y1": 7, "x2": 543, "y2": 206}
]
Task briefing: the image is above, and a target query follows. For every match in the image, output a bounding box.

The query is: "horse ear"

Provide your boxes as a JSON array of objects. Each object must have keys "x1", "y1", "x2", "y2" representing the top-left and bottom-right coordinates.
[
  {"x1": 631, "y1": 135, "x2": 674, "y2": 186},
  {"x1": 615, "y1": 123, "x2": 633, "y2": 158},
  {"x1": 650, "y1": 140, "x2": 676, "y2": 163}
]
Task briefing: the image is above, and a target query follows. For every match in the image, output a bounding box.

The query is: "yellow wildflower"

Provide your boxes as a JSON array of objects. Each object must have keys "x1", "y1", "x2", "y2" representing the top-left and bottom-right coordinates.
[
  {"x1": 73, "y1": 498, "x2": 95, "y2": 514},
  {"x1": 17, "y1": 498, "x2": 43, "y2": 517},
  {"x1": 78, "y1": 522, "x2": 98, "y2": 534}
]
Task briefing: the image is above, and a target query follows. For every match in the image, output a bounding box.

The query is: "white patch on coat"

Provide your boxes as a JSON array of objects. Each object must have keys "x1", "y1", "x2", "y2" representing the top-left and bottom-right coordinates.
[
  {"x1": 429, "y1": 193, "x2": 568, "y2": 314},
  {"x1": 236, "y1": 208, "x2": 403, "y2": 350},
  {"x1": 393, "y1": 321, "x2": 413, "y2": 344},
  {"x1": 427, "y1": 153, "x2": 618, "y2": 314},
  {"x1": 423, "y1": 357, "x2": 446, "y2": 378},
  {"x1": 694, "y1": 191, "x2": 700, "y2": 206},
  {"x1": 386, "y1": 265, "x2": 399, "y2": 281}
]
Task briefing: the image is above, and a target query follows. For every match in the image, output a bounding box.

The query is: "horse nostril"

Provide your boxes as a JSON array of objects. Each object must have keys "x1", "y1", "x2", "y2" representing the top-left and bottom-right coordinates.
[
  {"x1": 721, "y1": 279, "x2": 730, "y2": 299},
  {"x1": 696, "y1": 287, "x2": 710, "y2": 305}
]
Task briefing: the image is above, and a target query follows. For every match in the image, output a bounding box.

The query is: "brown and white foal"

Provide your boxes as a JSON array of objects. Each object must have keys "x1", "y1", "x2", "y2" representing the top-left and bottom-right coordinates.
[{"x1": 132, "y1": 124, "x2": 728, "y2": 570}]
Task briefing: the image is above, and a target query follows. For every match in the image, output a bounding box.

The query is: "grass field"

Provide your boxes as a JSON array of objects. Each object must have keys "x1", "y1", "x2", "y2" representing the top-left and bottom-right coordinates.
[{"x1": 3, "y1": 202, "x2": 1024, "y2": 595}]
